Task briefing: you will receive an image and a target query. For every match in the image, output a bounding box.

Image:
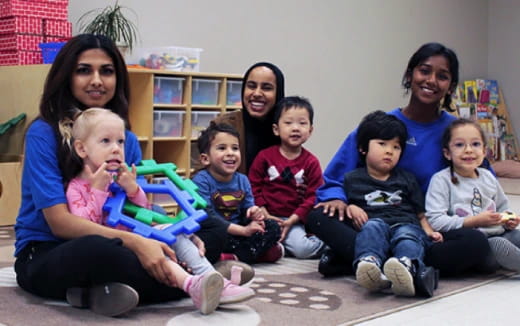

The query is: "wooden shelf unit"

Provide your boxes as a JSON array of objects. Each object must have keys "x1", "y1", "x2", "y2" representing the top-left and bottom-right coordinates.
[{"x1": 127, "y1": 68, "x2": 243, "y2": 176}]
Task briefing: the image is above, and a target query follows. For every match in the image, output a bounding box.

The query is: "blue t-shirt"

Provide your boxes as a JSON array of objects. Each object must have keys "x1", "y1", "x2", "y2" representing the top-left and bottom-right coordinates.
[
  {"x1": 14, "y1": 119, "x2": 142, "y2": 256},
  {"x1": 192, "y1": 169, "x2": 255, "y2": 225},
  {"x1": 316, "y1": 108, "x2": 456, "y2": 202}
]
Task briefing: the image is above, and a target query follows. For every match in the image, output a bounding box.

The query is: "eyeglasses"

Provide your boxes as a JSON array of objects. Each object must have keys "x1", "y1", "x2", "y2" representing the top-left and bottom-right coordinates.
[{"x1": 449, "y1": 141, "x2": 484, "y2": 152}]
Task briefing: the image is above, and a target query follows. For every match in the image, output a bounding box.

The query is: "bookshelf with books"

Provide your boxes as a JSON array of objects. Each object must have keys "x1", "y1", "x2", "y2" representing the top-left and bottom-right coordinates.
[{"x1": 453, "y1": 79, "x2": 518, "y2": 162}]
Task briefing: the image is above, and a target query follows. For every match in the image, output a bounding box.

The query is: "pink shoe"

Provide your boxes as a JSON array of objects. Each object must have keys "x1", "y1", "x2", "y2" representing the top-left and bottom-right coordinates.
[
  {"x1": 257, "y1": 243, "x2": 285, "y2": 263},
  {"x1": 183, "y1": 271, "x2": 223, "y2": 315},
  {"x1": 220, "y1": 266, "x2": 255, "y2": 304}
]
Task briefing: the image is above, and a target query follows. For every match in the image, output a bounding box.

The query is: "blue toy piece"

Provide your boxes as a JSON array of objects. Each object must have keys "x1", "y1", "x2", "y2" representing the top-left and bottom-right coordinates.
[{"x1": 102, "y1": 160, "x2": 207, "y2": 245}]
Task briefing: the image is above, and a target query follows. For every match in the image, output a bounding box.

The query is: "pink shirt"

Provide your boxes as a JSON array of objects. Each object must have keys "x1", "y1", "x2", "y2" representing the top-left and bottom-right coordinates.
[{"x1": 66, "y1": 177, "x2": 150, "y2": 228}]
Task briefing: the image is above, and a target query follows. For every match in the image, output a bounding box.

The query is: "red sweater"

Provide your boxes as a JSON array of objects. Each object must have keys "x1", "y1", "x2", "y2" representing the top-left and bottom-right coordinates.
[{"x1": 248, "y1": 145, "x2": 323, "y2": 223}]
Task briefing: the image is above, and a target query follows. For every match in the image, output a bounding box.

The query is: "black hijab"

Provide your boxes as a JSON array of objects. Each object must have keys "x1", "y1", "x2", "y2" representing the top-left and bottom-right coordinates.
[{"x1": 241, "y1": 62, "x2": 285, "y2": 171}]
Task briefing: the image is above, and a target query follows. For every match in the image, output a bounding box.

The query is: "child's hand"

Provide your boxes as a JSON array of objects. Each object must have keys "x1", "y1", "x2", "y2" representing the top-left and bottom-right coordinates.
[
  {"x1": 247, "y1": 205, "x2": 265, "y2": 221},
  {"x1": 473, "y1": 211, "x2": 502, "y2": 227},
  {"x1": 429, "y1": 231, "x2": 444, "y2": 243},
  {"x1": 85, "y1": 162, "x2": 112, "y2": 191},
  {"x1": 189, "y1": 234, "x2": 206, "y2": 256},
  {"x1": 279, "y1": 215, "x2": 299, "y2": 242},
  {"x1": 503, "y1": 213, "x2": 520, "y2": 230},
  {"x1": 115, "y1": 163, "x2": 139, "y2": 196},
  {"x1": 244, "y1": 221, "x2": 265, "y2": 236},
  {"x1": 347, "y1": 204, "x2": 368, "y2": 230}
]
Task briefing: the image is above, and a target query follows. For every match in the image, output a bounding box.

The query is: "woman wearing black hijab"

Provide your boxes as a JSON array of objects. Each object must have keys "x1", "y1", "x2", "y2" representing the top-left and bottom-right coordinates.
[{"x1": 215, "y1": 62, "x2": 285, "y2": 173}]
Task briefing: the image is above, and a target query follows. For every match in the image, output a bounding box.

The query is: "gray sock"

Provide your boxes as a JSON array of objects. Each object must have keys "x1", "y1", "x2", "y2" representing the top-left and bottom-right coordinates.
[{"x1": 488, "y1": 237, "x2": 520, "y2": 272}]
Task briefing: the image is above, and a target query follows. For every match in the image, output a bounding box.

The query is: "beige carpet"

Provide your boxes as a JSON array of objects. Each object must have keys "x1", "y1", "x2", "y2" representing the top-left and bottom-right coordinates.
[{"x1": 0, "y1": 226, "x2": 513, "y2": 326}]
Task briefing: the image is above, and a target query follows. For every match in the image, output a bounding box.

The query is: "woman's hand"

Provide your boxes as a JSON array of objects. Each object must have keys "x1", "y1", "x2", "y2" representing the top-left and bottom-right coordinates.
[
  {"x1": 127, "y1": 234, "x2": 179, "y2": 287},
  {"x1": 314, "y1": 199, "x2": 349, "y2": 220}
]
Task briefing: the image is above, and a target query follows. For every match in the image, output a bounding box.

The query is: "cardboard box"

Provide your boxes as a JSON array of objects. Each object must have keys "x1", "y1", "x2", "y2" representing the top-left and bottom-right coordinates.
[
  {"x1": 0, "y1": 154, "x2": 22, "y2": 226},
  {"x1": 0, "y1": 16, "x2": 42, "y2": 34},
  {"x1": 0, "y1": 0, "x2": 68, "y2": 20},
  {"x1": 0, "y1": 33, "x2": 43, "y2": 51},
  {"x1": 0, "y1": 49, "x2": 42, "y2": 65}
]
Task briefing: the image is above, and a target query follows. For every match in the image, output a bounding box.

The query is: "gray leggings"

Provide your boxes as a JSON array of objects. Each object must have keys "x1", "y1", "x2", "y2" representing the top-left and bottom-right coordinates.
[{"x1": 488, "y1": 229, "x2": 520, "y2": 272}]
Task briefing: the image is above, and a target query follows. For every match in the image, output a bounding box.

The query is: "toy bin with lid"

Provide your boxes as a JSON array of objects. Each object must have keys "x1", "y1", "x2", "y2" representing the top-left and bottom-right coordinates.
[
  {"x1": 192, "y1": 79, "x2": 221, "y2": 105},
  {"x1": 153, "y1": 110, "x2": 184, "y2": 137},
  {"x1": 129, "y1": 46, "x2": 202, "y2": 72}
]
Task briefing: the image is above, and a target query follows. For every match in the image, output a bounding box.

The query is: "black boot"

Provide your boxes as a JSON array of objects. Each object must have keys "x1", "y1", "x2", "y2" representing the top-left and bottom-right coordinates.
[
  {"x1": 318, "y1": 248, "x2": 351, "y2": 277},
  {"x1": 414, "y1": 265, "x2": 439, "y2": 297}
]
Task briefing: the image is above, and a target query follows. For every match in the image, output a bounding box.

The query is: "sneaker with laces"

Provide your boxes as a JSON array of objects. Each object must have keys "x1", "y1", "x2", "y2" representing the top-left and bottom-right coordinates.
[
  {"x1": 383, "y1": 257, "x2": 416, "y2": 297},
  {"x1": 257, "y1": 243, "x2": 285, "y2": 263},
  {"x1": 183, "y1": 270, "x2": 224, "y2": 315},
  {"x1": 214, "y1": 260, "x2": 255, "y2": 286},
  {"x1": 66, "y1": 282, "x2": 139, "y2": 317},
  {"x1": 355, "y1": 256, "x2": 391, "y2": 292}
]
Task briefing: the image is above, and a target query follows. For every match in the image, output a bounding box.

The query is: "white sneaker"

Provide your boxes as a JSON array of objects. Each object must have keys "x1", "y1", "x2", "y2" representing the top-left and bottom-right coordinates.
[
  {"x1": 383, "y1": 257, "x2": 415, "y2": 296},
  {"x1": 356, "y1": 256, "x2": 391, "y2": 292}
]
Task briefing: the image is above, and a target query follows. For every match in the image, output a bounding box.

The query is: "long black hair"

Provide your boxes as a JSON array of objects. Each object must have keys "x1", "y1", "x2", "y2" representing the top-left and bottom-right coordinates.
[{"x1": 402, "y1": 42, "x2": 459, "y2": 111}]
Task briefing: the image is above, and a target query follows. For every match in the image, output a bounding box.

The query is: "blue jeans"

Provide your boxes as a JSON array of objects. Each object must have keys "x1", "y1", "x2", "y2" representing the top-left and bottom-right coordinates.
[{"x1": 354, "y1": 218, "x2": 431, "y2": 271}]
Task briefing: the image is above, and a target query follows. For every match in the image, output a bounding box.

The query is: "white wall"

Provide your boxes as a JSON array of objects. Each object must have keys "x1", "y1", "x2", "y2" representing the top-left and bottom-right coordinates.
[
  {"x1": 68, "y1": 0, "x2": 490, "y2": 167},
  {"x1": 488, "y1": 0, "x2": 520, "y2": 147}
]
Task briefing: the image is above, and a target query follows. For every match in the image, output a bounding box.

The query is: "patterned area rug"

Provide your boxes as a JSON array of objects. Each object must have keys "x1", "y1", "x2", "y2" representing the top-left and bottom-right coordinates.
[{"x1": 0, "y1": 226, "x2": 513, "y2": 326}]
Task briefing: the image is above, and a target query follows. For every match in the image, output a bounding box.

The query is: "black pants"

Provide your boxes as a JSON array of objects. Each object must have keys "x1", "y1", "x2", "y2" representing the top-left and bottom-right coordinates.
[
  {"x1": 306, "y1": 207, "x2": 497, "y2": 276},
  {"x1": 225, "y1": 219, "x2": 281, "y2": 264},
  {"x1": 14, "y1": 235, "x2": 186, "y2": 303},
  {"x1": 195, "y1": 216, "x2": 229, "y2": 264}
]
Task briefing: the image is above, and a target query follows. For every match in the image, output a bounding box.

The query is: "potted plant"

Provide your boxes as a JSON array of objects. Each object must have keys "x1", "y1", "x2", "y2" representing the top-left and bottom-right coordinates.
[{"x1": 77, "y1": 1, "x2": 139, "y2": 54}]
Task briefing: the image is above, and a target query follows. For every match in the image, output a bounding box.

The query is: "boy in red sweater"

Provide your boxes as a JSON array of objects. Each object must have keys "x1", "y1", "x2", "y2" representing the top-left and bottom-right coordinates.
[{"x1": 249, "y1": 96, "x2": 325, "y2": 259}]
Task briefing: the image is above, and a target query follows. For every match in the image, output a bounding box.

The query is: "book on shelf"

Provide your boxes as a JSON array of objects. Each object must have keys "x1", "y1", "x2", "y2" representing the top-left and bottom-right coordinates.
[{"x1": 464, "y1": 80, "x2": 478, "y2": 103}]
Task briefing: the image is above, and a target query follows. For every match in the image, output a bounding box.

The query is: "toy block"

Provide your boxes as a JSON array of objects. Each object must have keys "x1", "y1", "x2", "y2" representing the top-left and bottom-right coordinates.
[{"x1": 102, "y1": 160, "x2": 208, "y2": 245}]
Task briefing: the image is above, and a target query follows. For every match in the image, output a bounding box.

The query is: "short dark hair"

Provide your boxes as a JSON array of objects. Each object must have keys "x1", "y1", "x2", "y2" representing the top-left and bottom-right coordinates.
[
  {"x1": 402, "y1": 42, "x2": 459, "y2": 111},
  {"x1": 273, "y1": 96, "x2": 314, "y2": 125},
  {"x1": 356, "y1": 110, "x2": 408, "y2": 161},
  {"x1": 197, "y1": 121, "x2": 240, "y2": 155}
]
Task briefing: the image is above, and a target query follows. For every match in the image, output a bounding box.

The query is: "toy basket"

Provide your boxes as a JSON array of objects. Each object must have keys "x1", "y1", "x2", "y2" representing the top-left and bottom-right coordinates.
[{"x1": 39, "y1": 42, "x2": 67, "y2": 64}]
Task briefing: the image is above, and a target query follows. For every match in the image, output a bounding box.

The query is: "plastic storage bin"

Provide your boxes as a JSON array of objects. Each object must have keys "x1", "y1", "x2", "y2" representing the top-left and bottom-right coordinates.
[
  {"x1": 39, "y1": 42, "x2": 66, "y2": 64},
  {"x1": 129, "y1": 46, "x2": 202, "y2": 72},
  {"x1": 192, "y1": 79, "x2": 221, "y2": 105},
  {"x1": 154, "y1": 76, "x2": 184, "y2": 104},
  {"x1": 226, "y1": 80, "x2": 242, "y2": 106},
  {"x1": 153, "y1": 110, "x2": 184, "y2": 137},
  {"x1": 191, "y1": 111, "x2": 219, "y2": 138}
]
